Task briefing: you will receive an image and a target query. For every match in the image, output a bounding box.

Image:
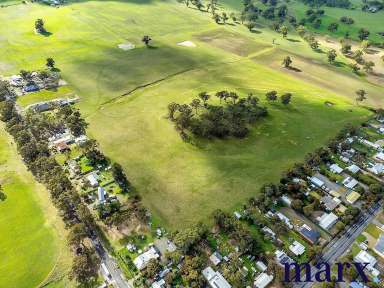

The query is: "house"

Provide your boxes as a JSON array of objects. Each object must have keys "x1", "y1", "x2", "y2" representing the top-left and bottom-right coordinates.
[
  {"x1": 280, "y1": 195, "x2": 292, "y2": 206},
  {"x1": 289, "y1": 241, "x2": 306, "y2": 256},
  {"x1": 75, "y1": 135, "x2": 88, "y2": 145},
  {"x1": 347, "y1": 164, "x2": 361, "y2": 174},
  {"x1": 360, "y1": 139, "x2": 381, "y2": 150},
  {"x1": 256, "y1": 261, "x2": 268, "y2": 272},
  {"x1": 337, "y1": 204, "x2": 347, "y2": 214},
  {"x1": 329, "y1": 190, "x2": 341, "y2": 198},
  {"x1": 349, "y1": 282, "x2": 365, "y2": 288},
  {"x1": 354, "y1": 250, "x2": 380, "y2": 277},
  {"x1": 23, "y1": 84, "x2": 39, "y2": 93},
  {"x1": 262, "y1": 227, "x2": 276, "y2": 239},
  {"x1": 342, "y1": 177, "x2": 358, "y2": 189},
  {"x1": 276, "y1": 212, "x2": 293, "y2": 229},
  {"x1": 368, "y1": 163, "x2": 384, "y2": 175},
  {"x1": 68, "y1": 160, "x2": 80, "y2": 175},
  {"x1": 202, "y1": 266, "x2": 231, "y2": 288},
  {"x1": 87, "y1": 173, "x2": 99, "y2": 187},
  {"x1": 98, "y1": 187, "x2": 106, "y2": 204},
  {"x1": 346, "y1": 191, "x2": 361, "y2": 204},
  {"x1": 151, "y1": 279, "x2": 166, "y2": 288},
  {"x1": 298, "y1": 224, "x2": 320, "y2": 244},
  {"x1": 320, "y1": 195, "x2": 341, "y2": 211},
  {"x1": 133, "y1": 246, "x2": 160, "y2": 270},
  {"x1": 209, "y1": 251, "x2": 223, "y2": 266},
  {"x1": 55, "y1": 142, "x2": 70, "y2": 153},
  {"x1": 374, "y1": 152, "x2": 384, "y2": 162},
  {"x1": 234, "y1": 211, "x2": 241, "y2": 219},
  {"x1": 308, "y1": 176, "x2": 325, "y2": 188},
  {"x1": 275, "y1": 250, "x2": 294, "y2": 266},
  {"x1": 254, "y1": 273, "x2": 273, "y2": 288},
  {"x1": 317, "y1": 212, "x2": 338, "y2": 230},
  {"x1": 330, "y1": 163, "x2": 343, "y2": 174},
  {"x1": 340, "y1": 156, "x2": 350, "y2": 164},
  {"x1": 373, "y1": 234, "x2": 384, "y2": 259}
]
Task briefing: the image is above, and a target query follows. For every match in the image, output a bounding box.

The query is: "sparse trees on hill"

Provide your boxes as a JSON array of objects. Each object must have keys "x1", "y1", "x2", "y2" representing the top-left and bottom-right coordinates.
[
  {"x1": 327, "y1": 22, "x2": 338, "y2": 32},
  {"x1": 46, "y1": 57, "x2": 55, "y2": 70},
  {"x1": 142, "y1": 35, "x2": 152, "y2": 47},
  {"x1": 363, "y1": 61, "x2": 375, "y2": 73},
  {"x1": 350, "y1": 63, "x2": 360, "y2": 74},
  {"x1": 340, "y1": 42, "x2": 352, "y2": 54},
  {"x1": 266, "y1": 90, "x2": 278, "y2": 102},
  {"x1": 355, "y1": 89, "x2": 367, "y2": 105},
  {"x1": 281, "y1": 93, "x2": 292, "y2": 105},
  {"x1": 34, "y1": 18, "x2": 45, "y2": 33},
  {"x1": 327, "y1": 49, "x2": 337, "y2": 63},
  {"x1": 358, "y1": 28, "x2": 370, "y2": 41},
  {"x1": 280, "y1": 25, "x2": 288, "y2": 38},
  {"x1": 282, "y1": 56, "x2": 292, "y2": 68}
]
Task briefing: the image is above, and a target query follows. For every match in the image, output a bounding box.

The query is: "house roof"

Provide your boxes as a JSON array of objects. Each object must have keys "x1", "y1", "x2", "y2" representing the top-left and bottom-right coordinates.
[
  {"x1": 289, "y1": 241, "x2": 306, "y2": 256},
  {"x1": 202, "y1": 267, "x2": 232, "y2": 288},
  {"x1": 209, "y1": 251, "x2": 223, "y2": 266},
  {"x1": 133, "y1": 247, "x2": 160, "y2": 270},
  {"x1": 254, "y1": 273, "x2": 273, "y2": 288},
  {"x1": 256, "y1": 261, "x2": 267, "y2": 272},
  {"x1": 374, "y1": 152, "x2": 384, "y2": 161},
  {"x1": 347, "y1": 164, "x2": 361, "y2": 174},
  {"x1": 321, "y1": 195, "x2": 341, "y2": 211},
  {"x1": 309, "y1": 176, "x2": 324, "y2": 187},
  {"x1": 354, "y1": 250, "x2": 377, "y2": 267},
  {"x1": 317, "y1": 213, "x2": 338, "y2": 230},
  {"x1": 374, "y1": 234, "x2": 384, "y2": 256},
  {"x1": 299, "y1": 224, "x2": 320, "y2": 244},
  {"x1": 342, "y1": 177, "x2": 358, "y2": 189},
  {"x1": 87, "y1": 173, "x2": 99, "y2": 187},
  {"x1": 346, "y1": 191, "x2": 361, "y2": 204},
  {"x1": 330, "y1": 163, "x2": 343, "y2": 174},
  {"x1": 349, "y1": 282, "x2": 364, "y2": 288}
]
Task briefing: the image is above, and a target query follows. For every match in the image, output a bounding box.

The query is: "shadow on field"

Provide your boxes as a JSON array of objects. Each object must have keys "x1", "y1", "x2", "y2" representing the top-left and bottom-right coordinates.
[{"x1": 64, "y1": 0, "x2": 170, "y2": 4}]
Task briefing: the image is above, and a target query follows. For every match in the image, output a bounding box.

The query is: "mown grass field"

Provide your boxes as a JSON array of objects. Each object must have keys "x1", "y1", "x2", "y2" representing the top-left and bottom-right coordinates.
[
  {"x1": 0, "y1": 0, "x2": 382, "y2": 230},
  {"x1": 0, "y1": 123, "x2": 71, "y2": 288}
]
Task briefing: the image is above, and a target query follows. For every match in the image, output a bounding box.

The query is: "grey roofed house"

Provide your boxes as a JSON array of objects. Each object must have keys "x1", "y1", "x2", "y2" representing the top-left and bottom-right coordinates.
[
  {"x1": 330, "y1": 163, "x2": 343, "y2": 174},
  {"x1": 317, "y1": 212, "x2": 338, "y2": 230},
  {"x1": 308, "y1": 176, "x2": 324, "y2": 188},
  {"x1": 202, "y1": 266, "x2": 231, "y2": 288},
  {"x1": 256, "y1": 261, "x2": 268, "y2": 272},
  {"x1": 320, "y1": 195, "x2": 341, "y2": 211},
  {"x1": 298, "y1": 224, "x2": 320, "y2": 244},
  {"x1": 275, "y1": 250, "x2": 294, "y2": 267},
  {"x1": 374, "y1": 234, "x2": 384, "y2": 259},
  {"x1": 368, "y1": 163, "x2": 384, "y2": 175},
  {"x1": 347, "y1": 164, "x2": 360, "y2": 174},
  {"x1": 254, "y1": 272, "x2": 274, "y2": 288},
  {"x1": 342, "y1": 176, "x2": 358, "y2": 189}
]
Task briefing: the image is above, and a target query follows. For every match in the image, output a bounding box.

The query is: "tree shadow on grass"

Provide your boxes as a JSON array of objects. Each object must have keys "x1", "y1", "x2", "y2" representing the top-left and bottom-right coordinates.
[
  {"x1": 287, "y1": 38, "x2": 301, "y2": 43},
  {"x1": 333, "y1": 61, "x2": 346, "y2": 68},
  {"x1": 250, "y1": 29, "x2": 262, "y2": 34},
  {"x1": 286, "y1": 66, "x2": 302, "y2": 72},
  {"x1": 0, "y1": 191, "x2": 6, "y2": 202}
]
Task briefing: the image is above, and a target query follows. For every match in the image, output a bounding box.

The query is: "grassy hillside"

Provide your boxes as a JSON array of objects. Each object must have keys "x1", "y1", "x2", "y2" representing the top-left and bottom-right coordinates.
[
  {"x1": 0, "y1": 0, "x2": 381, "y2": 229},
  {"x1": 0, "y1": 123, "x2": 71, "y2": 288}
]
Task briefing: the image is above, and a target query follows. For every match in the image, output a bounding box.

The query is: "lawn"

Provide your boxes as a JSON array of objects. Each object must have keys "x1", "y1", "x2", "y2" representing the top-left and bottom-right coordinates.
[
  {"x1": 16, "y1": 85, "x2": 75, "y2": 108},
  {"x1": 0, "y1": 123, "x2": 72, "y2": 288},
  {"x1": 0, "y1": 0, "x2": 379, "y2": 231}
]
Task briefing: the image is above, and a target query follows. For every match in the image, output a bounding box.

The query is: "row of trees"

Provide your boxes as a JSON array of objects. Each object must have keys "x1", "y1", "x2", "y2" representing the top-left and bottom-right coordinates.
[
  {"x1": 168, "y1": 91, "x2": 268, "y2": 140},
  {"x1": 0, "y1": 99, "x2": 100, "y2": 285}
]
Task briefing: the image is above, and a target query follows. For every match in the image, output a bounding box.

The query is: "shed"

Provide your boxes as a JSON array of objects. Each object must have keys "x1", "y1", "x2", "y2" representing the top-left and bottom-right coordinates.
[
  {"x1": 254, "y1": 273, "x2": 273, "y2": 288},
  {"x1": 209, "y1": 251, "x2": 223, "y2": 266},
  {"x1": 256, "y1": 261, "x2": 268, "y2": 272},
  {"x1": 330, "y1": 163, "x2": 343, "y2": 174}
]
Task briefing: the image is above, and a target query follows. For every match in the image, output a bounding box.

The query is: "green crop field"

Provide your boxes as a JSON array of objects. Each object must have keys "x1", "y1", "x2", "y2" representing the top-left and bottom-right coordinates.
[
  {"x1": 0, "y1": 123, "x2": 71, "y2": 288},
  {"x1": 0, "y1": 0, "x2": 382, "y2": 231}
]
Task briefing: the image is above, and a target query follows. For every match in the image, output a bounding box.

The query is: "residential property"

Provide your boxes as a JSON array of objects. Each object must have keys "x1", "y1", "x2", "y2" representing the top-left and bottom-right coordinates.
[
  {"x1": 354, "y1": 250, "x2": 380, "y2": 277},
  {"x1": 360, "y1": 139, "x2": 380, "y2": 150},
  {"x1": 346, "y1": 191, "x2": 361, "y2": 204},
  {"x1": 209, "y1": 251, "x2": 223, "y2": 266},
  {"x1": 275, "y1": 250, "x2": 294, "y2": 266},
  {"x1": 342, "y1": 176, "x2": 358, "y2": 189},
  {"x1": 374, "y1": 152, "x2": 384, "y2": 162},
  {"x1": 151, "y1": 279, "x2": 166, "y2": 288},
  {"x1": 262, "y1": 227, "x2": 276, "y2": 239},
  {"x1": 280, "y1": 195, "x2": 292, "y2": 207},
  {"x1": 87, "y1": 173, "x2": 99, "y2": 187},
  {"x1": 253, "y1": 273, "x2": 273, "y2": 288},
  {"x1": 256, "y1": 261, "x2": 268, "y2": 272},
  {"x1": 133, "y1": 246, "x2": 160, "y2": 270},
  {"x1": 321, "y1": 195, "x2": 341, "y2": 211},
  {"x1": 330, "y1": 163, "x2": 343, "y2": 174},
  {"x1": 374, "y1": 234, "x2": 384, "y2": 259},
  {"x1": 98, "y1": 187, "x2": 106, "y2": 204},
  {"x1": 317, "y1": 212, "x2": 338, "y2": 230},
  {"x1": 347, "y1": 164, "x2": 361, "y2": 174},
  {"x1": 276, "y1": 212, "x2": 293, "y2": 229},
  {"x1": 368, "y1": 163, "x2": 384, "y2": 175},
  {"x1": 298, "y1": 224, "x2": 320, "y2": 244},
  {"x1": 308, "y1": 176, "x2": 325, "y2": 188},
  {"x1": 202, "y1": 266, "x2": 232, "y2": 288},
  {"x1": 289, "y1": 241, "x2": 306, "y2": 256}
]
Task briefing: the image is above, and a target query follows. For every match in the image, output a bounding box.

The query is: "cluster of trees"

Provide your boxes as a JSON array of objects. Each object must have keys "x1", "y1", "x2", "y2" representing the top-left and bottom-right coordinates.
[
  {"x1": 300, "y1": 9, "x2": 325, "y2": 29},
  {"x1": 167, "y1": 91, "x2": 268, "y2": 140},
  {"x1": 300, "y1": 0, "x2": 351, "y2": 9},
  {"x1": 340, "y1": 16, "x2": 354, "y2": 24},
  {"x1": 0, "y1": 80, "x2": 10, "y2": 102},
  {"x1": 265, "y1": 90, "x2": 293, "y2": 105},
  {"x1": 0, "y1": 184, "x2": 5, "y2": 201},
  {"x1": 57, "y1": 105, "x2": 87, "y2": 137},
  {"x1": 0, "y1": 99, "x2": 100, "y2": 285}
]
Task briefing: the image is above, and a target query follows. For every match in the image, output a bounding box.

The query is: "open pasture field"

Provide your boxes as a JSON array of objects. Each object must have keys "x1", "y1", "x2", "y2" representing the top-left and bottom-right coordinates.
[
  {"x1": 0, "y1": 0, "x2": 382, "y2": 229},
  {"x1": 0, "y1": 124, "x2": 71, "y2": 288}
]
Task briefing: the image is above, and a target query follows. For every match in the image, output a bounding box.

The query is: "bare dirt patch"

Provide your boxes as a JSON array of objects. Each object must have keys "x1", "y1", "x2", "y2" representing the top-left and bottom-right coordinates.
[
  {"x1": 177, "y1": 40, "x2": 196, "y2": 48},
  {"x1": 195, "y1": 28, "x2": 271, "y2": 57},
  {"x1": 118, "y1": 42, "x2": 135, "y2": 51}
]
